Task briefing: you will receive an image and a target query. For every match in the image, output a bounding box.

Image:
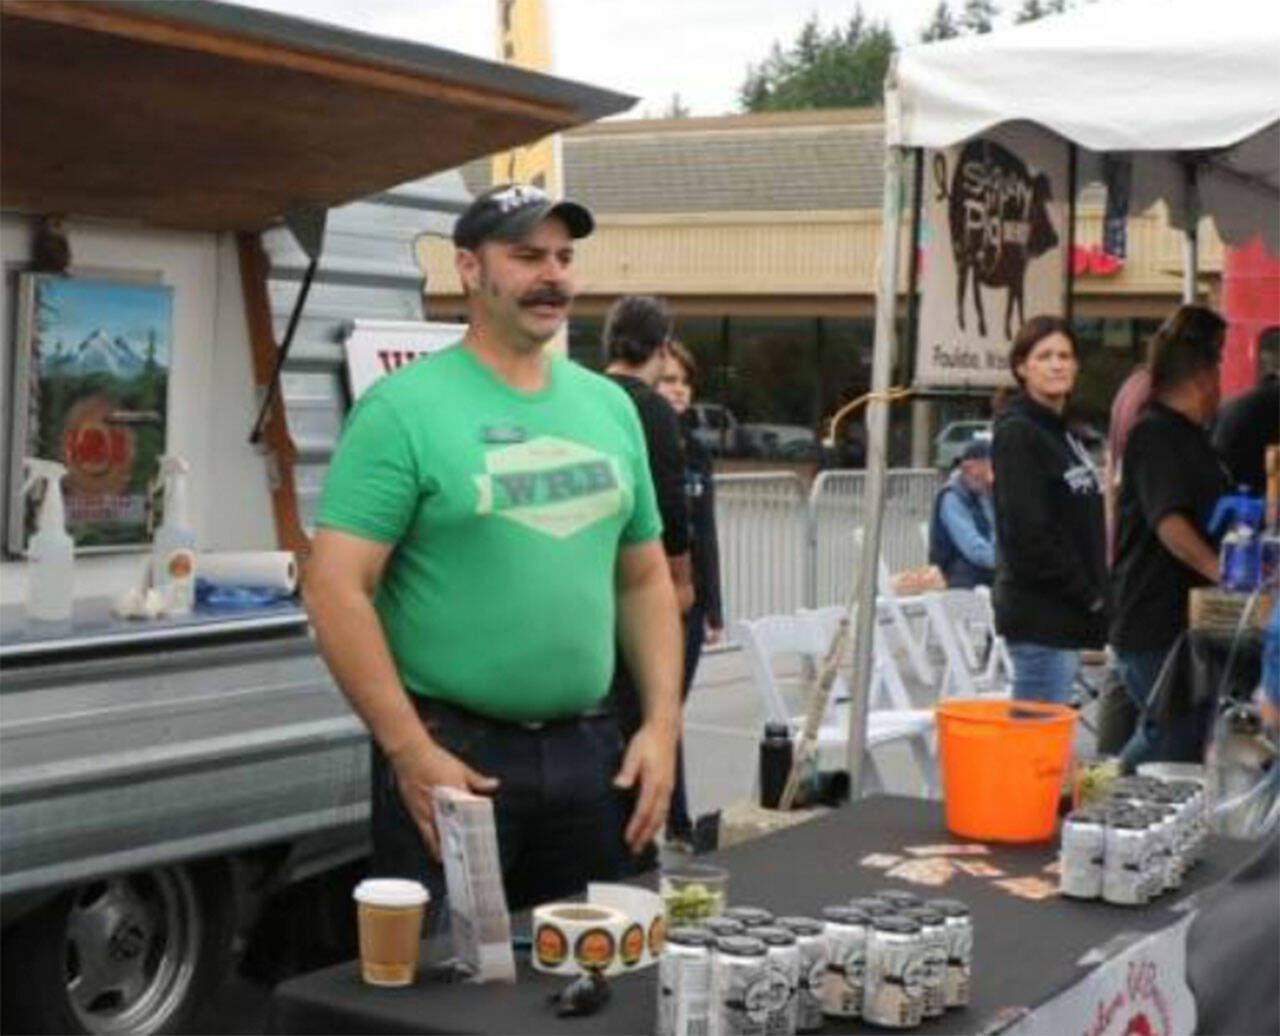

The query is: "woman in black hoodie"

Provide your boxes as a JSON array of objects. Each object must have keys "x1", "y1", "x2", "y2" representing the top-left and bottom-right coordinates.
[{"x1": 992, "y1": 316, "x2": 1107, "y2": 702}]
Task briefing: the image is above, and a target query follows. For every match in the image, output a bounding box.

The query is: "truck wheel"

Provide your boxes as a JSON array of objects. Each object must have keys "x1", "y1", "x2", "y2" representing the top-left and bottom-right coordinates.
[{"x1": 1, "y1": 861, "x2": 233, "y2": 1035}]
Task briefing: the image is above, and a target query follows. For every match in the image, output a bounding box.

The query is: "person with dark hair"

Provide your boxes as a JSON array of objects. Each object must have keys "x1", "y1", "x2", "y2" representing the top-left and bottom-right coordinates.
[
  {"x1": 304, "y1": 184, "x2": 682, "y2": 913},
  {"x1": 928, "y1": 437, "x2": 996, "y2": 589},
  {"x1": 1212, "y1": 325, "x2": 1280, "y2": 496},
  {"x1": 992, "y1": 315, "x2": 1107, "y2": 702},
  {"x1": 655, "y1": 340, "x2": 724, "y2": 845},
  {"x1": 602, "y1": 296, "x2": 692, "y2": 866},
  {"x1": 1112, "y1": 304, "x2": 1230, "y2": 769},
  {"x1": 1104, "y1": 344, "x2": 1153, "y2": 567}
]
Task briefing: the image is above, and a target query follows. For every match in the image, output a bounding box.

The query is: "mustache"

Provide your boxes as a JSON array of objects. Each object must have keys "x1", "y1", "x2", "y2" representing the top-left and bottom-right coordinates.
[{"x1": 519, "y1": 287, "x2": 570, "y2": 308}]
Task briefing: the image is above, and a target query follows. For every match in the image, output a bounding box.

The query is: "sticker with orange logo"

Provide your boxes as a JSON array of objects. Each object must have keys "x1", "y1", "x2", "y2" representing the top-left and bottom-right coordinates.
[
  {"x1": 534, "y1": 924, "x2": 569, "y2": 968},
  {"x1": 619, "y1": 923, "x2": 644, "y2": 967},
  {"x1": 574, "y1": 928, "x2": 616, "y2": 972},
  {"x1": 648, "y1": 913, "x2": 667, "y2": 957}
]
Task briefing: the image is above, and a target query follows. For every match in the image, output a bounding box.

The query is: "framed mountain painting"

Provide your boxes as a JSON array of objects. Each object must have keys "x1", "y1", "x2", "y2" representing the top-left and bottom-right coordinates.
[{"x1": 7, "y1": 273, "x2": 173, "y2": 553}]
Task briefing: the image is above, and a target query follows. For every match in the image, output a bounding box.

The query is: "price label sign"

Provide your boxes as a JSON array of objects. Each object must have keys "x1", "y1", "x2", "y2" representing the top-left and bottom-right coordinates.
[{"x1": 342, "y1": 319, "x2": 462, "y2": 400}]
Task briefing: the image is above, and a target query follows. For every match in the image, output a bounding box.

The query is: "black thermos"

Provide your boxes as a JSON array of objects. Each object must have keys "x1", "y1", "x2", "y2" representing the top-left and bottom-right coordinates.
[{"x1": 759, "y1": 721, "x2": 793, "y2": 809}]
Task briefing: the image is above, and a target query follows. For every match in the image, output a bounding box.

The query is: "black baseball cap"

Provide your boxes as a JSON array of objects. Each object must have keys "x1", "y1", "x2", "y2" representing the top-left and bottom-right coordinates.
[{"x1": 452, "y1": 183, "x2": 594, "y2": 249}]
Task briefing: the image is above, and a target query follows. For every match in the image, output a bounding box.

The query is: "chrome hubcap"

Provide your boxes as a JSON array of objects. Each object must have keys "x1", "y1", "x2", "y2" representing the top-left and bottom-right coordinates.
[{"x1": 64, "y1": 869, "x2": 201, "y2": 1034}]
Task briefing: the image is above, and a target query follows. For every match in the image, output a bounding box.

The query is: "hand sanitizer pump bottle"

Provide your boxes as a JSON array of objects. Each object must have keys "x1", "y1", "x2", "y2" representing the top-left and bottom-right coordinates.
[
  {"x1": 151, "y1": 456, "x2": 197, "y2": 614},
  {"x1": 22, "y1": 458, "x2": 74, "y2": 625}
]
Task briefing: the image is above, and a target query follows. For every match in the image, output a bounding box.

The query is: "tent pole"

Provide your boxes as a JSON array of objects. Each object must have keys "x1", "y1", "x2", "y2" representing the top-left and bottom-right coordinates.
[
  {"x1": 846, "y1": 144, "x2": 906, "y2": 791},
  {"x1": 1181, "y1": 160, "x2": 1200, "y2": 303}
]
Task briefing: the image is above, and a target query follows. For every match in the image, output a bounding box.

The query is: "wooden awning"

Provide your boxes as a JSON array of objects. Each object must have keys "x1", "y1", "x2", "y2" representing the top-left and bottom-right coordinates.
[{"x1": 0, "y1": 0, "x2": 633, "y2": 231}]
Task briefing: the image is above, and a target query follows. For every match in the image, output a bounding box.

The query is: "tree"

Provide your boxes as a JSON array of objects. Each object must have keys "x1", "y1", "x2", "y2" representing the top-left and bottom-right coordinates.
[
  {"x1": 738, "y1": 7, "x2": 896, "y2": 112},
  {"x1": 1013, "y1": 0, "x2": 1076, "y2": 22},
  {"x1": 663, "y1": 93, "x2": 690, "y2": 119},
  {"x1": 920, "y1": 2, "x2": 960, "y2": 42},
  {"x1": 960, "y1": 0, "x2": 1000, "y2": 34}
]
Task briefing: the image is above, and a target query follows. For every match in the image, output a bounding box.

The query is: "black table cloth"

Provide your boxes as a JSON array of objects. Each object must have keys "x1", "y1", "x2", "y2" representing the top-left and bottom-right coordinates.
[{"x1": 270, "y1": 796, "x2": 1255, "y2": 1036}]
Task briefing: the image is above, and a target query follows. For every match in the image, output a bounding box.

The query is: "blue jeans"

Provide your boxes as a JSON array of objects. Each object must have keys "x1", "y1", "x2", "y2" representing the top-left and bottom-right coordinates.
[
  {"x1": 371, "y1": 696, "x2": 627, "y2": 927},
  {"x1": 1007, "y1": 641, "x2": 1080, "y2": 703},
  {"x1": 1116, "y1": 646, "x2": 1204, "y2": 771}
]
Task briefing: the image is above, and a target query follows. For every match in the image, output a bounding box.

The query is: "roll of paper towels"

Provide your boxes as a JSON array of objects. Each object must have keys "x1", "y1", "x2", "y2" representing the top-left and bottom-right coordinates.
[{"x1": 196, "y1": 551, "x2": 297, "y2": 592}]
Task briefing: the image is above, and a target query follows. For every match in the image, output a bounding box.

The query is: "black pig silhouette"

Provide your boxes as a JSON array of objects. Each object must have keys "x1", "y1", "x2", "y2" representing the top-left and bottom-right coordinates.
[{"x1": 934, "y1": 140, "x2": 1059, "y2": 340}]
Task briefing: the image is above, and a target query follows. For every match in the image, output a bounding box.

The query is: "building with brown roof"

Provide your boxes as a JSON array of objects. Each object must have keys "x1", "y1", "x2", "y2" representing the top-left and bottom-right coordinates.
[{"x1": 418, "y1": 108, "x2": 1219, "y2": 464}]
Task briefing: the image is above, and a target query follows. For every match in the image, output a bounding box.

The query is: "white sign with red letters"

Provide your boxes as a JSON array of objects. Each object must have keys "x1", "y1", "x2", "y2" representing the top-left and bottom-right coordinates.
[
  {"x1": 1002, "y1": 915, "x2": 1197, "y2": 1036},
  {"x1": 342, "y1": 319, "x2": 462, "y2": 400}
]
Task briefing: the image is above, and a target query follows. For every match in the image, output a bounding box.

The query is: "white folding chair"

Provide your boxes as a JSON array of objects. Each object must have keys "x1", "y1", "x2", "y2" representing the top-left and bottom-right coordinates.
[
  {"x1": 733, "y1": 612, "x2": 937, "y2": 798},
  {"x1": 921, "y1": 589, "x2": 1012, "y2": 699},
  {"x1": 918, "y1": 520, "x2": 932, "y2": 558},
  {"x1": 852, "y1": 529, "x2": 935, "y2": 687}
]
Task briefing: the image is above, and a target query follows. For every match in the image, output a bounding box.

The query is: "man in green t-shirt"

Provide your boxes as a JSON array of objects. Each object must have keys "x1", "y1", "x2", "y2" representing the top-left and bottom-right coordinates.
[{"x1": 304, "y1": 184, "x2": 683, "y2": 909}]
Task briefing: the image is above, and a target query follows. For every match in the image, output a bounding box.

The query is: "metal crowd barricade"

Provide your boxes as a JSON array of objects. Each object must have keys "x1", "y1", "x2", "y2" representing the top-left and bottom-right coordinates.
[
  {"x1": 713, "y1": 468, "x2": 946, "y2": 625},
  {"x1": 712, "y1": 472, "x2": 810, "y2": 627}
]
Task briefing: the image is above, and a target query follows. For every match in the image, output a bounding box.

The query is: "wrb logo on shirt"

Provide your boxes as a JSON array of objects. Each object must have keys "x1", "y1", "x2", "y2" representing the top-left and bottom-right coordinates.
[{"x1": 474, "y1": 435, "x2": 629, "y2": 538}]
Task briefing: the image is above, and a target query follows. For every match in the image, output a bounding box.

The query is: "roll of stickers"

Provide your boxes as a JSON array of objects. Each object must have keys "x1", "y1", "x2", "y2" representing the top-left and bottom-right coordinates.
[
  {"x1": 531, "y1": 903, "x2": 633, "y2": 977},
  {"x1": 588, "y1": 882, "x2": 666, "y2": 967},
  {"x1": 196, "y1": 551, "x2": 298, "y2": 592}
]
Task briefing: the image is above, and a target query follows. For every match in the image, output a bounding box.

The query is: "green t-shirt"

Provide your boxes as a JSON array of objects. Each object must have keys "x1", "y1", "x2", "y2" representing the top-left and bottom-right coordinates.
[{"x1": 316, "y1": 344, "x2": 662, "y2": 721}]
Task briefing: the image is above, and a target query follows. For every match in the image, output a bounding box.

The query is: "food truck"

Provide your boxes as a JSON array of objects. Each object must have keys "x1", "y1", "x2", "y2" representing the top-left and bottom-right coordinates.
[{"x1": 0, "y1": 2, "x2": 630, "y2": 1031}]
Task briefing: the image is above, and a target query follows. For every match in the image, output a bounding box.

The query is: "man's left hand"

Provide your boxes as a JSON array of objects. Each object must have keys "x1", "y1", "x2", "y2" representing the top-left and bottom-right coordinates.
[{"x1": 613, "y1": 721, "x2": 678, "y2": 852}]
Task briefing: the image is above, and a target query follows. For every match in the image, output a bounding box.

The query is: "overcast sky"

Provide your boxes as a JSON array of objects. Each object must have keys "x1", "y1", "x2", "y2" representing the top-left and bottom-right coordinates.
[{"x1": 242, "y1": 0, "x2": 992, "y2": 117}]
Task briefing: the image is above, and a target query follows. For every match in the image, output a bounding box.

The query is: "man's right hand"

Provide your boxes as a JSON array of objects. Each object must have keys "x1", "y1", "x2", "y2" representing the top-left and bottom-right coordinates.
[{"x1": 387, "y1": 741, "x2": 499, "y2": 860}]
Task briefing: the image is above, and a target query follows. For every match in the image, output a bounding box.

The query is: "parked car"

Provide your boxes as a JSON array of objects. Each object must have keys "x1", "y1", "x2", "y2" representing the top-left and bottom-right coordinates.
[
  {"x1": 739, "y1": 423, "x2": 819, "y2": 461},
  {"x1": 933, "y1": 419, "x2": 993, "y2": 469},
  {"x1": 686, "y1": 402, "x2": 744, "y2": 456}
]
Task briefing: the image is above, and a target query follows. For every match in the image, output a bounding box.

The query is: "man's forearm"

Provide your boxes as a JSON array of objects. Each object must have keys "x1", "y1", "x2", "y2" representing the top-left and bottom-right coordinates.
[
  {"x1": 303, "y1": 576, "x2": 431, "y2": 761},
  {"x1": 1155, "y1": 513, "x2": 1219, "y2": 583},
  {"x1": 617, "y1": 572, "x2": 683, "y2": 731},
  {"x1": 668, "y1": 551, "x2": 695, "y2": 613}
]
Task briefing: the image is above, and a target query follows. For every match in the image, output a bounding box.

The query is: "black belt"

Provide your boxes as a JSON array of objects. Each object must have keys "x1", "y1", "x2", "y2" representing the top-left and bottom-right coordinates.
[{"x1": 407, "y1": 691, "x2": 613, "y2": 733}]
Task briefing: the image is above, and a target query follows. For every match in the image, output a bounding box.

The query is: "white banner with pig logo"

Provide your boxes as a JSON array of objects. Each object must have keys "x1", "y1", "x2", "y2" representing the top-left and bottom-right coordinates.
[{"x1": 915, "y1": 126, "x2": 1068, "y2": 389}]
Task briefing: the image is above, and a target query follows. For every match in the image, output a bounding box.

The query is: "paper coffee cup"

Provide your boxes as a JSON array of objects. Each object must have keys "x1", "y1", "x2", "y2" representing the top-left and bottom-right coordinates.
[{"x1": 353, "y1": 879, "x2": 430, "y2": 986}]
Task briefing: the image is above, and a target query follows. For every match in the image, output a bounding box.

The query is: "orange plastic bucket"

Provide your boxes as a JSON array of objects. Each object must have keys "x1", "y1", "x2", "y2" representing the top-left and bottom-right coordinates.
[{"x1": 935, "y1": 698, "x2": 1076, "y2": 842}]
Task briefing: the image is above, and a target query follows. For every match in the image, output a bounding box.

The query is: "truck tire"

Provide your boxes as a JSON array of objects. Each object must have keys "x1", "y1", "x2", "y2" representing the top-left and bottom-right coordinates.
[{"x1": 1, "y1": 861, "x2": 234, "y2": 1035}]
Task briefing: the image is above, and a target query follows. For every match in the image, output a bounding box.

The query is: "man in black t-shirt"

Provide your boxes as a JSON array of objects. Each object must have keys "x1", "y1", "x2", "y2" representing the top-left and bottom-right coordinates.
[
  {"x1": 1111, "y1": 305, "x2": 1230, "y2": 770},
  {"x1": 602, "y1": 297, "x2": 692, "y2": 869},
  {"x1": 1212, "y1": 326, "x2": 1279, "y2": 495}
]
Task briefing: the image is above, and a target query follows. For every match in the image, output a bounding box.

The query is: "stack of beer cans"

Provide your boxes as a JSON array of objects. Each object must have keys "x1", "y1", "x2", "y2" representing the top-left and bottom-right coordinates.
[
  {"x1": 658, "y1": 892, "x2": 974, "y2": 1035},
  {"x1": 1058, "y1": 775, "x2": 1207, "y2": 906}
]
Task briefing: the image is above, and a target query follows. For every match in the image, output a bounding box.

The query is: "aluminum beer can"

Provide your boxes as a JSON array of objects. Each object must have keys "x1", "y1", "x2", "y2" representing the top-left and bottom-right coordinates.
[
  {"x1": 898, "y1": 906, "x2": 948, "y2": 1018},
  {"x1": 659, "y1": 927, "x2": 714, "y2": 1036},
  {"x1": 863, "y1": 915, "x2": 926, "y2": 1029},
  {"x1": 871, "y1": 889, "x2": 922, "y2": 911},
  {"x1": 1129, "y1": 806, "x2": 1166, "y2": 901},
  {"x1": 775, "y1": 917, "x2": 828, "y2": 1033},
  {"x1": 752, "y1": 927, "x2": 801, "y2": 1036},
  {"x1": 704, "y1": 918, "x2": 749, "y2": 940},
  {"x1": 923, "y1": 899, "x2": 973, "y2": 1008},
  {"x1": 1164, "y1": 780, "x2": 1205, "y2": 864},
  {"x1": 1260, "y1": 531, "x2": 1280, "y2": 589},
  {"x1": 1102, "y1": 810, "x2": 1147, "y2": 906},
  {"x1": 710, "y1": 935, "x2": 771, "y2": 1036},
  {"x1": 848, "y1": 896, "x2": 895, "y2": 919},
  {"x1": 723, "y1": 907, "x2": 774, "y2": 929},
  {"x1": 1060, "y1": 807, "x2": 1107, "y2": 899},
  {"x1": 819, "y1": 906, "x2": 868, "y2": 1018}
]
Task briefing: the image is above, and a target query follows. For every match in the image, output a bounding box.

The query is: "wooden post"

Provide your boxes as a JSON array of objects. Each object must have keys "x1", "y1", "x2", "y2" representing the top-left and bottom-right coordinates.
[{"x1": 236, "y1": 231, "x2": 308, "y2": 556}]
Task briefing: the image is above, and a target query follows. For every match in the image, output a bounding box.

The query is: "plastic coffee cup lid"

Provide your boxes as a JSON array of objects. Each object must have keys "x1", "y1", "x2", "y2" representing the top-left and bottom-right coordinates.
[{"x1": 353, "y1": 878, "x2": 430, "y2": 907}]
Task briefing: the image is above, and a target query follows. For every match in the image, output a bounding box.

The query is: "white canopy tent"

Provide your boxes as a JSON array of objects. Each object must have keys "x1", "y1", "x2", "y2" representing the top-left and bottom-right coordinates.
[{"x1": 842, "y1": 0, "x2": 1280, "y2": 790}]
